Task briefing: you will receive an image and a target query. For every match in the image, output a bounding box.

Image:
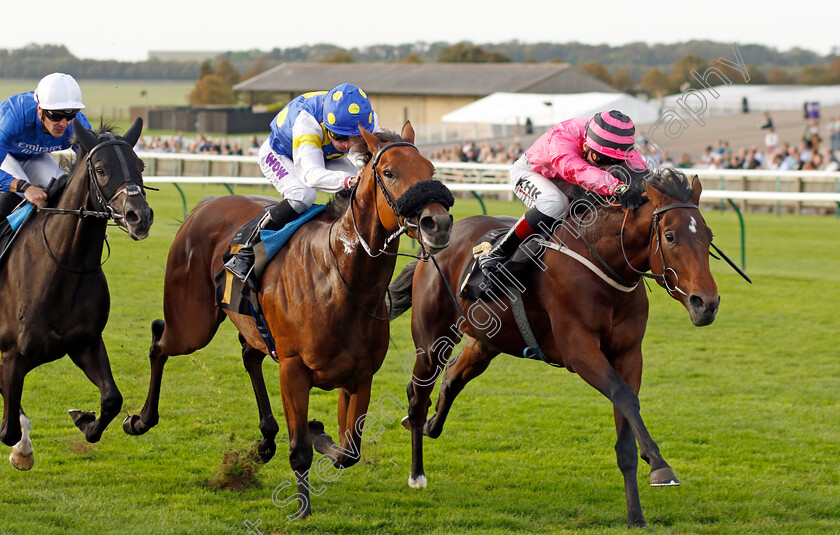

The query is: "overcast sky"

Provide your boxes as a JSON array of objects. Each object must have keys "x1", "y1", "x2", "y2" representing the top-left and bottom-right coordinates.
[{"x1": 4, "y1": 0, "x2": 836, "y2": 62}]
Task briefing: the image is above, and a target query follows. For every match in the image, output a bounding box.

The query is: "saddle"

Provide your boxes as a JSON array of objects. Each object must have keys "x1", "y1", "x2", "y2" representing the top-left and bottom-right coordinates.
[
  {"x1": 214, "y1": 204, "x2": 327, "y2": 314},
  {"x1": 458, "y1": 227, "x2": 547, "y2": 301},
  {"x1": 458, "y1": 227, "x2": 560, "y2": 367}
]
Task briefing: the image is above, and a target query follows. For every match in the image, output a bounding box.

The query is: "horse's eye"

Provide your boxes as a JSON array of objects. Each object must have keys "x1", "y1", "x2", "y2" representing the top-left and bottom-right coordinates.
[
  {"x1": 664, "y1": 231, "x2": 676, "y2": 244},
  {"x1": 384, "y1": 170, "x2": 395, "y2": 179}
]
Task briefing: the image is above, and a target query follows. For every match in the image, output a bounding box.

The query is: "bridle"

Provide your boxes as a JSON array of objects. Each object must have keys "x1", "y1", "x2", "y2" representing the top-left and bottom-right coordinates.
[
  {"x1": 348, "y1": 141, "x2": 424, "y2": 258},
  {"x1": 619, "y1": 201, "x2": 702, "y2": 298},
  {"x1": 40, "y1": 133, "x2": 146, "y2": 273},
  {"x1": 327, "y1": 140, "x2": 455, "y2": 320}
]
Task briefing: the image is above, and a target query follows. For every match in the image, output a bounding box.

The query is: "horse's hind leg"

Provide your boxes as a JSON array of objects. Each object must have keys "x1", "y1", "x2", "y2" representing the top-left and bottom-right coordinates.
[
  {"x1": 240, "y1": 336, "x2": 279, "y2": 464},
  {"x1": 124, "y1": 303, "x2": 223, "y2": 436},
  {"x1": 67, "y1": 337, "x2": 123, "y2": 443},
  {"x1": 9, "y1": 408, "x2": 33, "y2": 470}
]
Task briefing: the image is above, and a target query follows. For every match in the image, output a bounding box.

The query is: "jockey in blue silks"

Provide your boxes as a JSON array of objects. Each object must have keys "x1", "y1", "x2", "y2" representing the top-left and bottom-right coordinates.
[
  {"x1": 224, "y1": 83, "x2": 379, "y2": 283},
  {"x1": 0, "y1": 73, "x2": 92, "y2": 218}
]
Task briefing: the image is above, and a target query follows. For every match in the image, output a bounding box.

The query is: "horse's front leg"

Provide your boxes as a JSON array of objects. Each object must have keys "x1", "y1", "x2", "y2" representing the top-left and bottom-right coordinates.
[
  {"x1": 279, "y1": 357, "x2": 316, "y2": 520},
  {"x1": 612, "y1": 349, "x2": 679, "y2": 487},
  {"x1": 569, "y1": 336, "x2": 674, "y2": 528},
  {"x1": 68, "y1": 337, "x2": 123, "y2": 443},
  {"x1": 330, "y1": 379, "x2": 373, "y2": 469},
  {"x1": 402, "y1": 344, "x2": 445, "y2": 489},
  {"x1": 0, "y1": 352, "x2": 28, "y2": 448},
  {"x1": 424, "y1": 339, "x2": 495, "y2": 439},
  {"x1": 9, "y1": 408, "x2": 34, "y2": 470},
  {"x1": 240, "y1": 337, "x2": 280, "y2": 464}
]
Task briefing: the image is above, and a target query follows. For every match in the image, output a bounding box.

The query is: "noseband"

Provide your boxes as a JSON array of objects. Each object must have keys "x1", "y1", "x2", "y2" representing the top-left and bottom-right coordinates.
[{"x1": 621, "y1": 202, "x2": 701, "y2": 298}]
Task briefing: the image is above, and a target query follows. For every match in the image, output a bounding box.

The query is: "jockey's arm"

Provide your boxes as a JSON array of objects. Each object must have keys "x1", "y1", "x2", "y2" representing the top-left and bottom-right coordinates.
[{"x1": 291, "y1": 112, "x2": 356, "y2": 193}]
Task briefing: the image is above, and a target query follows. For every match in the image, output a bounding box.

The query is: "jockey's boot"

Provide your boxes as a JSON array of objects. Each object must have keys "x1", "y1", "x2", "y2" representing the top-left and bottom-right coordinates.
[
  {"x1": 477, "y1": 207, "x2": 556, "y2": 277},
  {"x1": 224, "y1": 200, "x2": 299, "y2": 286}
]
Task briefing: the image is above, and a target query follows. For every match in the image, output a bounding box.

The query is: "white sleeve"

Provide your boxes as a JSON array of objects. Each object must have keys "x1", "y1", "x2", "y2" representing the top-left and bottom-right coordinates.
[{"x1": 292, "y1": 111, "x2": 353, "y2": 193}]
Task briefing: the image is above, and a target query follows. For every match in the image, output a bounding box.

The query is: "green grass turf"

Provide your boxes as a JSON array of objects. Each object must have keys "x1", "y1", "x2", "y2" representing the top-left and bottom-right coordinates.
[{"x1": 0, "y1": 184, "x2": 837, "y2": 534}]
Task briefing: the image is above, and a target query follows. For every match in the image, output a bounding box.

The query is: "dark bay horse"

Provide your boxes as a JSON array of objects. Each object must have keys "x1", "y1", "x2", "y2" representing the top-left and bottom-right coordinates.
[
  {"x1": 0, "y1": 118, "x2": 153, "y2": 470},
  {"x1": 389, "y1": 168, "x2": 720, "y2": 527},
  {"x1": 123, "y1": 123, "x2": 453, "y2": 518}
]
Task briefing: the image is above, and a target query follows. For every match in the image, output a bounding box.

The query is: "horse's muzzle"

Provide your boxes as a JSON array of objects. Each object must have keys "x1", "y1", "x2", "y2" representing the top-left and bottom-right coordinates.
[
  {"x1": 688, "y1": 293, "x2": 720, "y2": 326},
  {"x1": 416, "y1": 205, "x2": 453, "y2": 255}
]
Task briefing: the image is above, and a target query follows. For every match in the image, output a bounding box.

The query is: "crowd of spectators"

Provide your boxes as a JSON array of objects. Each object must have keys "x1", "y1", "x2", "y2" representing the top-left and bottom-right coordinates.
[
  {"x1": 662, "y1": 114, "x2": 840, "y2": 172},
  {"x1": 133, "y1": 114, "x2": 840, "y2": 175},
  {"x1": 429, "y1": 140, "x2": 525, "y2": 164},
  {"x1": 135, "y1": 132, "x2": 262, "y2": 156}
]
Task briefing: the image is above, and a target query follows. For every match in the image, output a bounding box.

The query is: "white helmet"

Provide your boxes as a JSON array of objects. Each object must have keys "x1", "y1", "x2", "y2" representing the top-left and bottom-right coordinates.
[{"x1": 34, "y1": 73, "x2": 85, "y2": 110}]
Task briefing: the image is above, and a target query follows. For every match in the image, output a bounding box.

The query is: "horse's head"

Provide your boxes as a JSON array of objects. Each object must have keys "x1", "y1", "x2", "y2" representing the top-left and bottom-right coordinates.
[
  {"x1": 644, "y1": 169, "x2": 720, "y2": 326},
  {"x1": 357, "y1": 122, "x2": 453, "y2": 254},
  {"x1": 72, "y1": 117, "x2": 154, "y2": 240}
]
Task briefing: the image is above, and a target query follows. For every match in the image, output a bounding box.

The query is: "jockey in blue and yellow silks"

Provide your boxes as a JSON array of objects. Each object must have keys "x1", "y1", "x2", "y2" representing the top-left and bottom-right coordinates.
[
  {"x1": 0, "y1": 73, "x2": 92, "y2": 218},
  {"x1": 224, "y1": 83, "x2": 379, "y2": 285}
]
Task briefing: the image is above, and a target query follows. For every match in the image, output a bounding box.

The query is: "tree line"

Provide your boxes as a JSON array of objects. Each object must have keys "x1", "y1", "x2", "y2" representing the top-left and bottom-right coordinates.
[{"x1": 4, "y1": 41, "x2": 840, "y2": 106}]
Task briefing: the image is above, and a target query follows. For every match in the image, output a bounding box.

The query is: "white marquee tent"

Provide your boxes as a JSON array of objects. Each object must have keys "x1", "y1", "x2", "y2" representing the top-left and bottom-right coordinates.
[
  {"x1": 662, "y1": 84, "x2": 840, "y2": 115},
  {"x1": 441, "y1": 92, "x2": 662, "y2": 128}
]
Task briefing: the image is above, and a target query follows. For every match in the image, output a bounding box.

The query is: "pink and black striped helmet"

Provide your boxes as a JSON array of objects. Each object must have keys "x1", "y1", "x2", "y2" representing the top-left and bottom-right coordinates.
[{"x1": 585, "y1": 110, "x2": 645, "y2": 168}]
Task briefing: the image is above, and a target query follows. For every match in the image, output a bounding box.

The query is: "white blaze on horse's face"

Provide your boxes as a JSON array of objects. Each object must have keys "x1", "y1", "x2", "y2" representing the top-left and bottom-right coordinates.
[{"x1": 689, "y1": 216, "x2": 697, "y2": 234}]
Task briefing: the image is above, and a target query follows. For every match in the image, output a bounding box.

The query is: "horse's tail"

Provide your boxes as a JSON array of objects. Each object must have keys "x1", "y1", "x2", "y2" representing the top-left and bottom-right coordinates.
[{"x1": 387, "y1": 260, "x2": 418, "y2": 321}]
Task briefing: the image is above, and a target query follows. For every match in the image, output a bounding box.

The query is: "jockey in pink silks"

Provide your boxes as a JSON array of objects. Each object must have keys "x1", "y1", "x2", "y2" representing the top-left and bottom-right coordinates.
[{"x1": 478, "y1": 110, "x2": 648, "y2": 275}]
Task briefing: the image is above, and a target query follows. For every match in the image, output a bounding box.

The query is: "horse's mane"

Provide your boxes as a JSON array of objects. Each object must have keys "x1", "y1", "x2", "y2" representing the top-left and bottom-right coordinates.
[
  {"x1": 324, "y1": 129, "x2": 404, "y2": 218},
  {"x1": 644, "y1": 167, "x2": 693, "y2": 202},
  {"x1": 565, "y1": 164, "x2": 693, "y2": 242},
  {"x1": 567, "y1": 164, "x2": 692, "y2": 208}
]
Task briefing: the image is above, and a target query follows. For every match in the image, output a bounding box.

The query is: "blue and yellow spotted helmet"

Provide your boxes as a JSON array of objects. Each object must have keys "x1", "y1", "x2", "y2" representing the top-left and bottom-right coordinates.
[{"x1": 322, "y1": 83, "x2": 374, "y2": 136}]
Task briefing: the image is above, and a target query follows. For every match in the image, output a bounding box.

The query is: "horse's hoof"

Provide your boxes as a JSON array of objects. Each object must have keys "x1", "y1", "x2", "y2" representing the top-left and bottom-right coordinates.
[
  {"x1": 650, "y1": 466, "x2": 680, "y2": 486},
  {"x1": 9, "y1": 447, "x2": 34, "y2": 471},
  {"x1": 400, "y1": 416, "x2": 411, "y2": 431},
  {"x1": 122, "y1": 414, "x2": 148, "y2": 436},
  {"x1": 68, "y1": 409, "x2": 95, "y2": 428},
  {"x1": 252, "y1": 439, "x2": 275, "y2": 464},
  {"x1": 408, "y1": 474, "x2": 427, "y2": 489}
]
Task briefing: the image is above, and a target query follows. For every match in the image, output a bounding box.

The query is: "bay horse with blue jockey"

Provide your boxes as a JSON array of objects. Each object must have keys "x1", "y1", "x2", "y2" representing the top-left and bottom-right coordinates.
[{"x1": 123, "y1": 123, "x2": 453, "y2": 518}]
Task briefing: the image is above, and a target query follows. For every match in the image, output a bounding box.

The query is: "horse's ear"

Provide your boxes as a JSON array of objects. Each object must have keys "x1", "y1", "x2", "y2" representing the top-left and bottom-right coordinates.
[
  {"x1": 72, "y1": 118, "x2": 97, "y2": 154},
  {"x1": 123, "y1": 117, "x2": 144, "y2": 147},
  {"x1": 400, "y1": 121, "x2": 415, "y2": 144},
  {"x1": 360, "y1": 124, "x2": 380, "y2": 154},
  {"x1": 690, "y1": 175, "x2": 702, "y2": 205}
]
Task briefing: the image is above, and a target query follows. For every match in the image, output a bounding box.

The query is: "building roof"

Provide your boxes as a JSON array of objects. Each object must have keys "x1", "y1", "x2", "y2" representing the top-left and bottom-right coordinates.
[{"x1": 234, "y1": 63, "x2": 619, "y2": 97}]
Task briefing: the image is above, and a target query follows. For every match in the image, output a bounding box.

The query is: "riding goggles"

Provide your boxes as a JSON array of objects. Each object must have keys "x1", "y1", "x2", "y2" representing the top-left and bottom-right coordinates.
[{"x1": 44, "y1": 109, "x2": 79, "y2": 122}]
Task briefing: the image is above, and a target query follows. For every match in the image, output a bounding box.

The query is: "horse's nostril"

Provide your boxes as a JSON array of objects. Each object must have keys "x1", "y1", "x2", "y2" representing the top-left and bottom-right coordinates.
[
  {"x1": 420, "y1": 215, "x2": 438, "y2": 234},
  {"x1": 689, "y1": 295, "x2": 705, "y2": 310}
]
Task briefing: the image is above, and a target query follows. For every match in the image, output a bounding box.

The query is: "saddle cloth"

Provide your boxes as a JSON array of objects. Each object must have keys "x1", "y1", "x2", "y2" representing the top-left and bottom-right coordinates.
[
  {"x1": 0, "y1": 203, "x2": 36, "y2": 268},
  {"x1": 215, "y1": 204, "x2": 326, "y2": 314}
]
